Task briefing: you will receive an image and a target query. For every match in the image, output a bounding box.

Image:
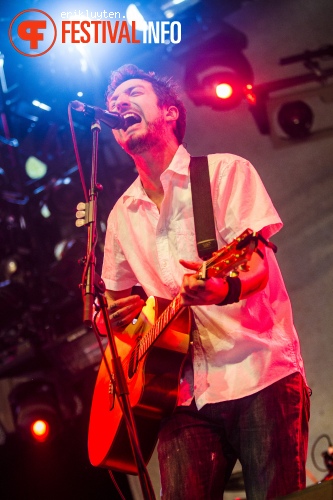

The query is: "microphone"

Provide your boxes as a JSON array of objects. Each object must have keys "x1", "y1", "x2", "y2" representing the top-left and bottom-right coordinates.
[{"x1": 70, "y1": 100, "x2": 125, "y2": 129}]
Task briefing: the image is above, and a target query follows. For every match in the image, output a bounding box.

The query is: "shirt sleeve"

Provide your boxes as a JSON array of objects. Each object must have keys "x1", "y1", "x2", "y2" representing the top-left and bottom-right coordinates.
[
  {"x1": 101, "y1": 211, "x2": 139, "y2": 291},
  {"x1": 211, "y1": 155, "x2": 283, "y2": 243}
]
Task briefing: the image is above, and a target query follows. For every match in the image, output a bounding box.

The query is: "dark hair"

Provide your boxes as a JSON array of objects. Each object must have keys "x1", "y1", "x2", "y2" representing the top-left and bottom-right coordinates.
[{"x1": 106, "y1": 64, "x2": 186, "y2": 144}]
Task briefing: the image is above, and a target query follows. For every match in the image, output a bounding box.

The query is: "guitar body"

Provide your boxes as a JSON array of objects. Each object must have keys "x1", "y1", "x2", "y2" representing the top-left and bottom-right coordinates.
[
  {"x1": 88, "y1": 296, "x2": 192, "y2": 474},
  {"x1": 88, "y1": 228, "x2": 258, "y2": 474}
]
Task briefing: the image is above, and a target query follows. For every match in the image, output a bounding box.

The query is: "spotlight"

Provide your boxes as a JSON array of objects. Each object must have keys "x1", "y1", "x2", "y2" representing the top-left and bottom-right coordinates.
[
  {"x1": 32, "y1": 100, "x2": 51, "y2": 112},
  {"x1": 25, "y1": 156, "x2": 48, "y2": 180},
  {"x1": 216, "y1": 83, "x2": 233, "y2": 100},
  {"x1": 203, "y1": 70, "x2": 248, "y2": 110},
  {"x1": 184, "y1": 49, "x2": 254, "y2": 110},
  {"x1": 161, "y1": 0, "x2": 200, "y2": 19},
  {"x1": 126, "y1": 0, "x2": 199, "y2": 28},
  {"x1": 9, "y1": 380, "x2": 63, "y2": 443},
  {"x1": 30, "y1": 419, "x2": 51, "y2": 443},
  {"x1": 126, "y1": 4, "x2": 148, "y2": 31},
  {"x1": 277, "y1": 100, "x2": 314, "y2": 139}
]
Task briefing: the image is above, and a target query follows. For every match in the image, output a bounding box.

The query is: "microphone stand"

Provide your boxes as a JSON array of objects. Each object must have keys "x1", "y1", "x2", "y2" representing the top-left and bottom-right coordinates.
[
  {"x1": 81, "y1": 118, "x2": 156, "y2": 500},
  {"x1": 82, "y1": 120, "x2": 100, "y2": 326}
]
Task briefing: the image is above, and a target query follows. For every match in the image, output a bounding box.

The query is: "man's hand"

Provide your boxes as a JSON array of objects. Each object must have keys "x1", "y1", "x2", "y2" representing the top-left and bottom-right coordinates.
[
  {"x1": 179, "y1": 239, "x2": 269, "y2": 307},
  {"x1": 179, "y1": 259, "x2": 229, "y2": 306},
  {"x1": 106, "y1": 294, "x2": 145, "y2": 333}
]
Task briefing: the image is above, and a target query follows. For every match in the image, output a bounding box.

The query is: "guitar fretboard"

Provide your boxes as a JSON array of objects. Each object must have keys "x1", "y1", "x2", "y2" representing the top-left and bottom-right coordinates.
[{"x1": 136, "y1": 294, "x2": 183, "y2": 362}]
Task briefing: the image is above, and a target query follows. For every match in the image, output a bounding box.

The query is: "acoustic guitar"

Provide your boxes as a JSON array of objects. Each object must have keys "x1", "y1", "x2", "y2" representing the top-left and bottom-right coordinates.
[{"x1": 88, "y1": 228, "x2": 256, "y2": 474}]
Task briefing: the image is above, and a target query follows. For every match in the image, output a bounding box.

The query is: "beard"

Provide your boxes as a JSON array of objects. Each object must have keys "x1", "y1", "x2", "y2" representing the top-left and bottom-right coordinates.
[{"x1": 121, "y1": 114, "x2": 166, "y2": 155}]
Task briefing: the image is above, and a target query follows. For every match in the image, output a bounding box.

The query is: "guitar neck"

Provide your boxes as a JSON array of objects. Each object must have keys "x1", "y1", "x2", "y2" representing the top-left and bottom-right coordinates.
[{"x1": 137, "y1": 294, "x2": 184, "y2": 361}]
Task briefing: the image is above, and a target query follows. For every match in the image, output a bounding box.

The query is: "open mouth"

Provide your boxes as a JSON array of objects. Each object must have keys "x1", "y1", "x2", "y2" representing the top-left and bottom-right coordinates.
[{"x1": 122, "y1": 112, "x2": 142, "y2": 131}]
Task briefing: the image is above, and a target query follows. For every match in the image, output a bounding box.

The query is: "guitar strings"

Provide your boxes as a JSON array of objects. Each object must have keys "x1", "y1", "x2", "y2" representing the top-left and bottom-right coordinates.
[
  {"x1": 127, "y1": 231, "x2": 250, "y2": 374},
  {"x1": 128, "y1": 295, "x2": 182, "y2": 374}
]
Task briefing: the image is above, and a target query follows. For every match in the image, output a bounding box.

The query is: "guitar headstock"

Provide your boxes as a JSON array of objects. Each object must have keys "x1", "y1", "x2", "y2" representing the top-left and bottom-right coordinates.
[{"x1": 205, "y1": 228, "x2": 257, "y2": 279}]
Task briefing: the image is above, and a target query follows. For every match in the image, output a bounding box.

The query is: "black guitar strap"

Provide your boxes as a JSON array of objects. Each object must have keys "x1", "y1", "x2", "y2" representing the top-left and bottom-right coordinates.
[{"x1": 189, "y1": 156, "x2": 218, "y2": 261}]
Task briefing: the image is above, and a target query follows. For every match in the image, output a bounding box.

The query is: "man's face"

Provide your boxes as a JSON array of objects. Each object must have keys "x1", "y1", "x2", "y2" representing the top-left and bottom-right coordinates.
[{"x1": 108, "y1": 78, "x2": 167, "y2": 154}]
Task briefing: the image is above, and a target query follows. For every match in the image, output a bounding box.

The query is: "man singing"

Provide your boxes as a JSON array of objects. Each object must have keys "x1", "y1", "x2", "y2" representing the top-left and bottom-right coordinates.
[{"x1": 99, "y1": 64, "x2": 310, "y2": 499}]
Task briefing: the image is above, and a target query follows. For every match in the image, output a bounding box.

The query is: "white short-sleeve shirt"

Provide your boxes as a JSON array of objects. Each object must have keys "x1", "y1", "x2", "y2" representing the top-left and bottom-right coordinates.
[{"x1": 102, "y1": 145, "x2": 305, "y2": 409}]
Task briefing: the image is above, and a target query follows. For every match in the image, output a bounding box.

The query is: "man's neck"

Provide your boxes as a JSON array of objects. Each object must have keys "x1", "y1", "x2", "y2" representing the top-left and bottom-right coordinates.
[{"x1": 132, "y1": 139, "x2": 179, "y2": 208}]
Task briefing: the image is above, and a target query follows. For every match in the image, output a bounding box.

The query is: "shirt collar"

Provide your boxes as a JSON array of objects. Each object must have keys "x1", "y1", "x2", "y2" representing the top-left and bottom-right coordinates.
[
  {"x1": 122, "y1": 145, "x2": 191, "y2": 207},
  {"x1": 164, "y1": 144, "x2": 191, "y2": 176}
]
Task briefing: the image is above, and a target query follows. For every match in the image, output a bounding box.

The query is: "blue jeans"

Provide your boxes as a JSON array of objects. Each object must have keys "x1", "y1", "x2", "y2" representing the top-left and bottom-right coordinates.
[{"x1": 157, "y1": 372, "x2": 310, "y2": 500}]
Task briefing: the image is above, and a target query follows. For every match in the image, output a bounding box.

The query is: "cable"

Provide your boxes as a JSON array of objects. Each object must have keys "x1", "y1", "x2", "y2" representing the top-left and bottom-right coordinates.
[
  {"x1": 310, "y1": 433, "x2": 332, "y2": 472},
  {"x1": 108, "y1": 469, "x2": 128, "y2": 500},
  {"x1": 67, "y1": 103, "x2": 88, "y2": 203}
]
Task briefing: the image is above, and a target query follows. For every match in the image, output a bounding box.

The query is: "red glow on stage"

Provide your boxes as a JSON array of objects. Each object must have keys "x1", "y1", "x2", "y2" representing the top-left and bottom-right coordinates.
[
  {"x1": 30, "y1": 419, "x2": 50, "y2": 442},
  {"x1": 215, "y1": 82, "x2": 233, "y2": 99},
  {"x1": 244, "y1": 84, "x2": 257, "y2": 104}
]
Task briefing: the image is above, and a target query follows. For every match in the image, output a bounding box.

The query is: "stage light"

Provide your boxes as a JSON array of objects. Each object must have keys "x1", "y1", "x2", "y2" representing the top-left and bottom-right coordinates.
[
  {"x1": 216, "y1": 83, "x2": 233, "y2": 100},
  {"x1": 126, "y1": 0, "x2": 199, "y2": 27},
  {"x1": 161, "y1": 0, "x2": 200, "y2": 19},
  {"x1": 1, "y1": 257, "x2": 18, "y2": 277},
  {"x1": 25, "y1": 156, "x2": 48, "y2": 180},
  {"x1": 17, "y1": 403, "x2": 60, "y2": 443},
  {"x1": 184, "y1": 49, "x2": 254, "y2": 110},
  {"x1": 248, "y1": 45, "x2": 333, "y2": 142},
  {"x1": 40, "y1": 202, "x2": 51, "y2": 218},
  {"x1": 32, "y1": 100, "x2": 51, "y2": 112},
  {"x1": 9, "y1": 380, "x2": 63, "y2": 444},
  {"x1": 202, "y1": 71, "x2": 246, "y2": 109},
  {"x1": 80, "y1": 58, "x2": 88, "y2": 73},
  {"x1": 277, "y1": 100, "x2": 314, "y2": 139},
  {"x1": 262, "y1": 82, "x2": 333, "y2": 144},
  {"x1": 30, "y1": 419, "x2": 51, "y2": 443},
  {"x1": 126, "y1": 4, "x2": 148, "y2": 31}
]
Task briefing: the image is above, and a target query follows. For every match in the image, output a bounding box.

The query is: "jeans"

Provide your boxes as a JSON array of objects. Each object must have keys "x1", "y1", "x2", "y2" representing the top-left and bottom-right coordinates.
[{"x1": 157, "y1": 372, "x2": 310, "y2": 500}]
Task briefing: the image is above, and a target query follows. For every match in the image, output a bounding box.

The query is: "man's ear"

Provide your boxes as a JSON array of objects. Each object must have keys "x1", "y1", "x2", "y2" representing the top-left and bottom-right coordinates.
[{"x1": 165, "y1": 105, "x2": 179, "y2": 123}]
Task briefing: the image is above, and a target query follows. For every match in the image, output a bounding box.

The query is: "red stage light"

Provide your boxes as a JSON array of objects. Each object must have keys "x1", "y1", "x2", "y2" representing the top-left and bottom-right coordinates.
[
  {"x1": 184, "y1": 46, "x2": 254, "y2": 111},
  {"x1": 244, "y1": 84, "x2": 257, "y2": 105},
  {"x1": 215, "y1": 83, "x2": 234, "y2": 100},
  {"x1": 30, "y1": 419, "x2": 51, "y2": 443},
  {"x1": 9, "y1": 380, "x2": 65, "y2": 443}
]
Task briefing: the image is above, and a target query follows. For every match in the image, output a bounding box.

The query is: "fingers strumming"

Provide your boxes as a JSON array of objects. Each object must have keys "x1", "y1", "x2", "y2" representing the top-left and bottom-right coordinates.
[{"x1": 108, "y1": 295, "x2": 144, "y2": 331}]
